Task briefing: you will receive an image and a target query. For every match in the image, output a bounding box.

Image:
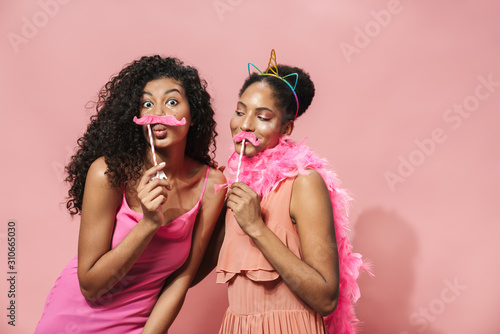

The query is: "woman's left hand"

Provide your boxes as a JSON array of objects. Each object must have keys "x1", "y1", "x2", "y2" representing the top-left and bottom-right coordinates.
[{"x1": 226, "y1": 182, "x2": 264, "y2": 236}]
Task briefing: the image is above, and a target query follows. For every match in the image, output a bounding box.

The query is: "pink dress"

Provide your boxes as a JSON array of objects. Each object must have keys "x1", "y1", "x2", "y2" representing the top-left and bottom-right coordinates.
[
  {"x1": 217, "y1": 178, "x2": 326, "y2": 334},
  {"x1": 35, "y1": 166, "x2": 209, "y2": 334}
]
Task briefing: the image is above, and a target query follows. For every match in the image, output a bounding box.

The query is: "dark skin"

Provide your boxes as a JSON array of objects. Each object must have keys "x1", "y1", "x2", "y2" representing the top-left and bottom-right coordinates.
[
  {"x1": 77, "y1": 78, "x2": 227, "y2": 333},
  {"x1": 195, "y1": 82, "x2": 340, "y2": 316}
]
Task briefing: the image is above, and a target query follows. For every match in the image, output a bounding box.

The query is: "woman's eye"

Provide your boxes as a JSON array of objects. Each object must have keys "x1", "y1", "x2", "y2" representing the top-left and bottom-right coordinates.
[
  {"x1": 258, "y1": 116, "x2": 270, "y2": 121},
  {"x1": 235, "y1": 110, "x2": 244, "y2": 116},
  {"x1": 142, "y1": 101, "x2": 153, "y2": 108},
  {"x1": 167, "y1": 99, "x2": 178, "y2": 106}
]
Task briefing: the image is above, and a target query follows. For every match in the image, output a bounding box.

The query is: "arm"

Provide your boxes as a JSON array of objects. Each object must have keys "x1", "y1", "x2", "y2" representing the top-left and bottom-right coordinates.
[
  {"x1": 190, "y1": 165, "x2": 229, "y2": 286},
  {"x1": 227, "y1": 169, "x2": 339, "y2": 316},
  {"x1": 142, "y1": 168, "x2": 226, "y2": 333},
  {"x1": 190, "y1": 200, "x2": 226, "y2": 287},
  {"x1": 77, "y1": 158, "x2": 170, "y2": 300}
]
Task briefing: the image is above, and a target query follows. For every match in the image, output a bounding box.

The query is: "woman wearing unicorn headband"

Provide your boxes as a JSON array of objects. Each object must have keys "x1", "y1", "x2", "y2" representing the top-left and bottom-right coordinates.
[
  {"x1": 35, "y1": 55, "x2": 226, "y2": 333},
  {"x1": 214, "y1": 50, "x2": 369, "y2": 333}
]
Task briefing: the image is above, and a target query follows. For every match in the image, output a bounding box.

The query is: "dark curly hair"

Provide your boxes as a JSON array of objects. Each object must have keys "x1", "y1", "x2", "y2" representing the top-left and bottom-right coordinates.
[
  {"x1": 65, "y1": 55, "x2": 217, "y2": 215},
  {"x1": 239, "y1": 64, "x2": 315, "y2": 124}
]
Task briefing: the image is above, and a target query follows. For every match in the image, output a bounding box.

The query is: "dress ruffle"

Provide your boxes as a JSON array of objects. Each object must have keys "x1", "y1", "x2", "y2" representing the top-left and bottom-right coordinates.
[
  {"x1": 217, "y1": 180, "x2": 301, "y2": 284},
  {"x1": 216, "y1": 223, "x2": 302, "y2": 283}
]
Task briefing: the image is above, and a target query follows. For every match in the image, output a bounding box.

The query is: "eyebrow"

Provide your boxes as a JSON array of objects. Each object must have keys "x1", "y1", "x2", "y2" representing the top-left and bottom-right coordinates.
[
  {"x1": 142, "y1": 88, "x2": 182, "y2": 96},
  {"x1": 237, "y1": 101, "x2": 274, "y2": 113}
]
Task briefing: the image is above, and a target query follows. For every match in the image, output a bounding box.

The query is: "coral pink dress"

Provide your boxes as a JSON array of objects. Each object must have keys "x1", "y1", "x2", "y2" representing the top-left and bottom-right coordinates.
[
  {"x1": 217, "y1": 178, "x2": 326, "y2": 333},
  {"x1": 35, "y1": 167, "x2": 209, "y2": 334},
  {"x1": 217, "y1": 137, "x2": 369, "y2": 334}
]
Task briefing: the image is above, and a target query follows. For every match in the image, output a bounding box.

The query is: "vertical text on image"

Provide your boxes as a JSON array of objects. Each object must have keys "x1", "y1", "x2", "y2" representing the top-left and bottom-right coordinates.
[{"x1": 6, "y1": 221, "x2": 17, "y2": 326}]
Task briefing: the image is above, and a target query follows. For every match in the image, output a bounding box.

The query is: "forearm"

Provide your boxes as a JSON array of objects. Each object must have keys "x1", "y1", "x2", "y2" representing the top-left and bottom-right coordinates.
[
  {"x1": 190, "y1": 206, "x2": 226, "y2": 287},
  {"x1": 142, "y1": 237, "x2": 209, "y2": 333},
  {"x1": 249, "y1": 223, "x2": 339, "y2": 315},
  {"x1": 79, "y1": 218, "x2": 158, "y2": 299},
  {"x1": 142, "y1": 279, "x2": 190, "y2": 333}
]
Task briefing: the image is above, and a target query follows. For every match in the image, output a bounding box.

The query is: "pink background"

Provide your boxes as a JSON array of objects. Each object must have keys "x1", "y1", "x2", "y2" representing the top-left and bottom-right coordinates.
[{"x1": 1, "y1": 0, "x2": 499, "y2": 333}]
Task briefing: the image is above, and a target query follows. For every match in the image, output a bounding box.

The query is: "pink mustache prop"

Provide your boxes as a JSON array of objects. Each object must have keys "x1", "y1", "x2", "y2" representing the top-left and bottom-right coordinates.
[
  {"x1": 133, "y1": 114, "x2": 187, "y2": 126},
  {"x1": 134, "y1": 114, "x2": 185, "y2": 181},
  {"x1": 233, "y1": 132, "x2": 261, "y2": 146}
]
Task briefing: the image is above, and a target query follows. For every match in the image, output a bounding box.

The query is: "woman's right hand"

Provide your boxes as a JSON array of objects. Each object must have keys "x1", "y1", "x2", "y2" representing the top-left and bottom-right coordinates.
[{"x1": 137, "y1": 162, "x2": 172, "y2": 227}]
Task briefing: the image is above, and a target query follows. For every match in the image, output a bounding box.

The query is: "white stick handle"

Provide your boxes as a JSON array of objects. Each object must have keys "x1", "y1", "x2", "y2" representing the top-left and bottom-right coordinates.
[
  {"x1": 236, "y1": 139, "x2": 246, "y2": 182},
  {"x1": 147, "y1": 124, "x2": 166, "y2": 179}
]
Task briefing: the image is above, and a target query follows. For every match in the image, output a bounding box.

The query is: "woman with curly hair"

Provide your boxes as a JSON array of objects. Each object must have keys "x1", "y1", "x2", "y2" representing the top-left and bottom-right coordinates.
[{"x1": 35, "y1": 55, "x2": 226, "y2": 333}]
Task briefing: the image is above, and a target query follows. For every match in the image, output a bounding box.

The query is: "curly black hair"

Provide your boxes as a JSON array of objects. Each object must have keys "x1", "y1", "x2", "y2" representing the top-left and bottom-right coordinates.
[
  {"x1": 239, "y1": 64, "x2": 315, "y2": 124},
  {"x1": 65, "y1": 55, "x2": 217, "y2": 215}
]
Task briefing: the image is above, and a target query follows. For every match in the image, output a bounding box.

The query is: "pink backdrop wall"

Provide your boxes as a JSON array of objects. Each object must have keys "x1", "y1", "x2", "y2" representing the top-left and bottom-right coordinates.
[{"x1": 1, "y1": 0, "x2": 499, "y2": 333}]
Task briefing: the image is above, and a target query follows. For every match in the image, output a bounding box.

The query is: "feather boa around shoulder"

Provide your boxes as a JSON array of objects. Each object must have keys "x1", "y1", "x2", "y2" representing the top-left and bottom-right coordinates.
[{"x1": 227, "y1": 136, "x2": 370, "y2": 334}]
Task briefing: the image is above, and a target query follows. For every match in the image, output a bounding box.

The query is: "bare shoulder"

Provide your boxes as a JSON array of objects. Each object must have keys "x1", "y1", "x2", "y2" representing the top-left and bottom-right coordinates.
[
  {"x1": 201, "y1": 166, "x2": 227, "y2": 201},
  {"x1": 83, "y1": 157, "x2": 122, "y2": 203},
  {"x1": 290, "y1": 169, "x2": 332, "y2": 225},
  {"x1": 292, "y1": 168, "x2": 328, "y2": 193},
  {"x1": 87, "y1": 156, "x2": 109, "y2": 181},
  {"x1": 207, "y1": 166, "x2": 227, "y2": 186}
]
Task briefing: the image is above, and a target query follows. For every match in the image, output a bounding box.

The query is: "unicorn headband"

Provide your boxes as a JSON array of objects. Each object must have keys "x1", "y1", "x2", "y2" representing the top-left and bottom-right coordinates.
[{"x1": 248, "y1": 49, "x2": 300, "y2": 120}]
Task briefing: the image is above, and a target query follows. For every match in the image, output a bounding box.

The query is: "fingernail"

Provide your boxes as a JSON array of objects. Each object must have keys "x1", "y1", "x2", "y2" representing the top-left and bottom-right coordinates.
[{"x1": 159, "y1": 162, "x2": 166, "y2": 166}]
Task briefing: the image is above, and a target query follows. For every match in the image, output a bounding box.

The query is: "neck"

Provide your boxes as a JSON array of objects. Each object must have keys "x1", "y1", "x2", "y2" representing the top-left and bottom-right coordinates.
[{"x1": 147, "y1": 142, "x2": 188, "y2": 179}]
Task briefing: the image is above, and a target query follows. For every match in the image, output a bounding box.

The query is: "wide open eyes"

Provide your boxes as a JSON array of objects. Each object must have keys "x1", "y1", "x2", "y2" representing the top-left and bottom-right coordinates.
[
  {"x1": 166, "y1": 99, "x2": 178, "y2": 106},
  {"x1": 142, "y1": 101, "x2": 154, "y2": 108}
]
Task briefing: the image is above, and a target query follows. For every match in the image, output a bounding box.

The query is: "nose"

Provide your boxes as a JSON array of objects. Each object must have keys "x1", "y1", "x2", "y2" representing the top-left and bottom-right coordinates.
[
  {"x1": 151, "y1": 103, "x2": 167, "y2": 116},
  {"x1": 240, "y1": 113, "x2": 254, "y2": 132}
]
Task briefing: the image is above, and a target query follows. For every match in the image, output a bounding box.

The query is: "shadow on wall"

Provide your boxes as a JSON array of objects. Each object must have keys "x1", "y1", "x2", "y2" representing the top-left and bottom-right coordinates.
[{"x1": 352, "y1": 207, "x2": 442, "y2": 334}]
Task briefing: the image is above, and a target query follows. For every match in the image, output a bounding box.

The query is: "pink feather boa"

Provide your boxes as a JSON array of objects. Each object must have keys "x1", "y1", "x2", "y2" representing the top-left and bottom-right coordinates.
[{"x1": 226, "y1": 136, "x2": 370, "y2": 334}]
